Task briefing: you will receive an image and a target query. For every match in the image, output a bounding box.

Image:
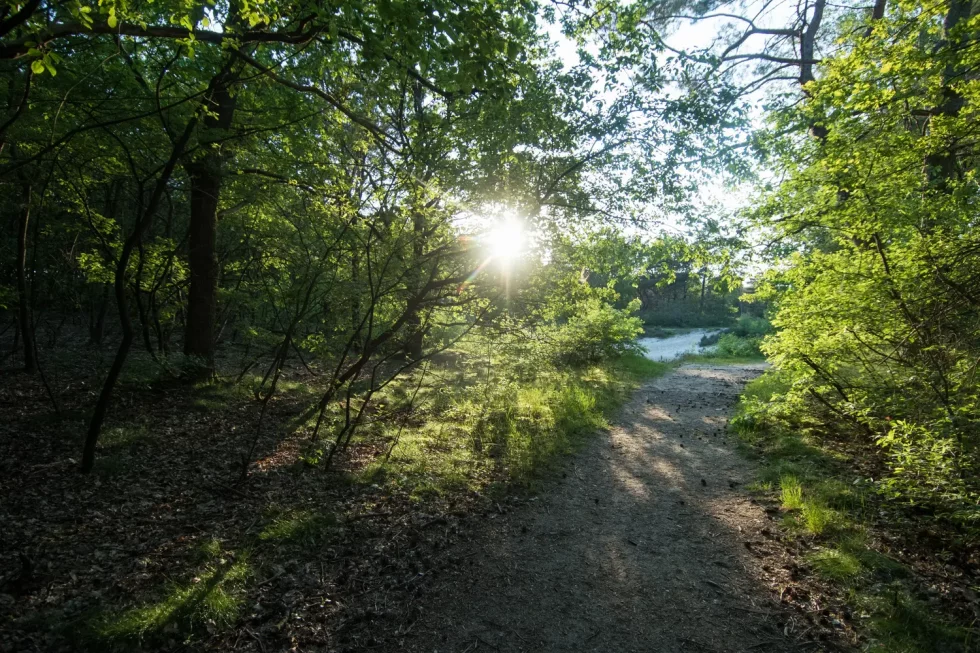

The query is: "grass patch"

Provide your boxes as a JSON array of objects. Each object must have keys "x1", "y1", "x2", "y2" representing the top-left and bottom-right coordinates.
[
  {"x1": 731, "y1": 371, "x2": 973, "y2": 652},
  {"x1": 778, "y1": 475, "x2": 840, "y2": 535},
  {"x1": 364, "y1": 351, "x2": 668, "y2": 499},
  {"x1": 615, "y1": 351, "x2": 671, "y2": 379},
  {"x1": 781, "y1": 475, "x2": 805, "y2": 511},
  {"x1": 808, "y1": 547, "x2": 864, "y2": 582},
  {"x1": 194, "y1": 537, "x2": 223, "y2": 562},
  {"x1": 800, "y1": 500, "x2": 836, "y2": 535},
  {"x1": 259, "y1": 508, "x2": 337, "y2": 546},
  {"x1": 89, "y1": 555, "x2": 251, "y2": 647},
  {"x1": 99, "y1": 424, "x2": 151, "y2": 450},
  {"x1": 191, "y1": 378, "x2": 253, "y2": 412}
]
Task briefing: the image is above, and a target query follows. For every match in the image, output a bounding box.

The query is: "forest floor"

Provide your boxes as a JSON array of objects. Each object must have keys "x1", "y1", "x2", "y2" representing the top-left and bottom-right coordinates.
[
  {"x1": 1, "y1": 356, "x2": 866, "y2": 652},
  {"x1": 387, "y1": 363, "x2": 824, "y2": 653}
]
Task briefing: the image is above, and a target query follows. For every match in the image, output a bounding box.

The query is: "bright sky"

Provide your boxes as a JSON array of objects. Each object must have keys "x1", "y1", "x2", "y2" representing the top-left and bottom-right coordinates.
[{"x1": 538, "y1": 0, "x2": 799, "y2": 265}]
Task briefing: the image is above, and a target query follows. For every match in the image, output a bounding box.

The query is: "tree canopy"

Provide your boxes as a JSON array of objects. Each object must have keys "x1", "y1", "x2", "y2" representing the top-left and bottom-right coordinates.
[{"x1": 3, "y1": 0, "x2": 980, "y2": 649}]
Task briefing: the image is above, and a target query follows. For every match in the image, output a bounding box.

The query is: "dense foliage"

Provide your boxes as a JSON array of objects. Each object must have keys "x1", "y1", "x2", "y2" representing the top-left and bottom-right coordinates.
[
  {"x1": 749, "y1": 1, "x2": 980, "y2": 526},
  {"x1": 5, "y1": 0, "x2": 980, "y2": 650},
  {"x1": 0, "y1": 0, "x2": 743, "y2": 475}
]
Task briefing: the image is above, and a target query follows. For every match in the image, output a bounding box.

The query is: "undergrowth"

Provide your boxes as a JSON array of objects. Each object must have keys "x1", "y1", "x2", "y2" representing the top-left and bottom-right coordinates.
[
  {"x1": 83, "y1": 349, "x2": 666, "y2": 648},
  {"x1": 732, "y1": 371, "x2": 977, "y2": 652},
  {"x1": 358, "y1": 351, "x2": 668, "y2": 498},
  {"x1": 87, "y1": 548, "x2": 251, "y2": 649}
]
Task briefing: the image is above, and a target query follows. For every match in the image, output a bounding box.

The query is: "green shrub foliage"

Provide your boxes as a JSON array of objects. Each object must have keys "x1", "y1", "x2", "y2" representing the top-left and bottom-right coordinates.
[{"x1": 749, "y1": 1, "x2": 980, "y2": 524}]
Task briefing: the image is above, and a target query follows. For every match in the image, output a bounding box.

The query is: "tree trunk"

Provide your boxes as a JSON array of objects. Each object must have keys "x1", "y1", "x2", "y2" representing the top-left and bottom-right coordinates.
[
  {"x1": 183, "y1": 163, "x2": 220, "y2": 364},
  {"x1": 16, "y1": 181, "x2": 35, "y2": 373},
  {"x1": 925, "y1": 0, "x2": 971, "y2": 192},
  {"x1": 89, "y1": 283, "x2": 109, "y2": 345},
  {"x1": 182, "y1": 70, "x2": 236, "y2": 372}
]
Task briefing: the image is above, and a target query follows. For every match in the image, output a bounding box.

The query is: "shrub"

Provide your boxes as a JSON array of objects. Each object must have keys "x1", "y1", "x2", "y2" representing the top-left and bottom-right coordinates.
[
  {"x1": 644, "y1": 326, "x2": 671, "y2": 339},
  {"x1": 637, "y1": 298, "x2": 737, "y2": 328},
  {"x1": 877, "y1": 420, "x2": 980, "y2": 523},
  {"x1": 543, "y1": 299, "x2": 643, "y2": 366},
  {"x1": 698, "y1": 331, "x2": 723, "y2": 347},
  {"x1": 714, "y1": 332, "x2": 763, "y2": 358},
  {"x1": 730, "y1": 315, "x2": 773, "y2": 338}
]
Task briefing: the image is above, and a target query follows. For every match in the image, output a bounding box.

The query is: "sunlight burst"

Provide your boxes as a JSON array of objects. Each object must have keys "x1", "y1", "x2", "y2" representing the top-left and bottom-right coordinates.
[{"x1": 484, "y1": 218, "x2": 526, "y2": 264}]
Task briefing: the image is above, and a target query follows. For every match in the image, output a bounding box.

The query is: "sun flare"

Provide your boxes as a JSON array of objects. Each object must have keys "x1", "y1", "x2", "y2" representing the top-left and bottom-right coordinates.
[{"x1": 484, "y1": 218, "x2": 526, "y2": 264}]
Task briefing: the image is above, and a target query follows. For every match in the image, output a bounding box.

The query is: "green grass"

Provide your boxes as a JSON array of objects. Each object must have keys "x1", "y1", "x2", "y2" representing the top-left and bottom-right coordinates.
[
  {"x1": 194, "y1": 537, "x2": 223, "y2": 561},
  {"x1": 731, "y1": 371, "x2": 974, "y2": 652},
  {"x1": 807, "y1": 547, "x2": 864, "y2": 581},
  {"x1": 69, "y1": 348, "x2": 666, "y2": 650},
  {"x1": 85, "y1": 507, "x2": 335, "y2": 649},
  {"x1": 259, "y1": 508, "x2": 337, "y2": 546},
  {"x1": 780, "y1": 475, "x2": 805, "y2": 510},
  {"x1": 778, "y1": 474, "x2": 839, "y2": 535},
  {"x1": 800, "y1": 500, "x2": 836, "y2": 535},
  {"x1": 191, "y1": 374, "x2": 316, "y2": 413},
  {"x1": 361, "y1": 351, "x2": 668, "y2": 499},
  {"x1": 89, "y1": 554, "x2": 251, "y2": 647},
  {"x1": 616, "y1": 351, "x2": 670, "y2": 378}
]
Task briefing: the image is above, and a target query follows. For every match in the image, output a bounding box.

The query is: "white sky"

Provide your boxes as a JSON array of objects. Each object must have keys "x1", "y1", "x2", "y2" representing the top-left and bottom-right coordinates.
[{"x1": 538, "y1": 1, "x2": 799, "y2": 265}]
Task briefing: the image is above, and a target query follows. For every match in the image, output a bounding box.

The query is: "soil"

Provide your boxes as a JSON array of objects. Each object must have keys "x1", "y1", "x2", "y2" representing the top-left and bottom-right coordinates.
[{"x1": 390, "y1": 364, "x2": 819, "y2": 653}]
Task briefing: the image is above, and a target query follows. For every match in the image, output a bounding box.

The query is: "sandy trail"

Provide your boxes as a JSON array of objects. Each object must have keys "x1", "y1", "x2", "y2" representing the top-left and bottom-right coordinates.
[{"x1": 398, "y1": 364, "x2": 808, "y2": 653}]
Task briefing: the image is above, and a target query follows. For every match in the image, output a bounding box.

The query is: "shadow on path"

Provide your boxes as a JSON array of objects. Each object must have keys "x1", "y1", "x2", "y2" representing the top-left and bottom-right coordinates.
[{"x1": 400, "y1": 364, "x2": 819, "y2": 653}]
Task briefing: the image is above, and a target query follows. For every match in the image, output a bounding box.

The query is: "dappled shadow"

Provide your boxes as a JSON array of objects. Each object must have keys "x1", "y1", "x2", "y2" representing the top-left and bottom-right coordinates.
[
  {"x1": 396, "y1": 365, "x2": 817, "y2": 653},
  {"x1": 0, "y1": 348, "x2": 806, "y2": 653},
  {"x1": 0, "y1": 348, "x2": 366, "y2": 651}
]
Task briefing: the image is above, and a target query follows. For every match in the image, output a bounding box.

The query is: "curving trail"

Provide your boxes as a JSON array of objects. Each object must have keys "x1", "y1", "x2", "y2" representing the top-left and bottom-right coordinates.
[{"x1": 397, "y1": 364, "x2": 814, "y2": 653}]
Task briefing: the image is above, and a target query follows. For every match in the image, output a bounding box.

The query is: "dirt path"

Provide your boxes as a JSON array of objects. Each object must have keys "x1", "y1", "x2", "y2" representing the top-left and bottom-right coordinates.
[{"x1": 397, "y1": 364, "x2": 811, "y2": 653}]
